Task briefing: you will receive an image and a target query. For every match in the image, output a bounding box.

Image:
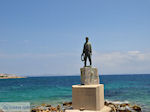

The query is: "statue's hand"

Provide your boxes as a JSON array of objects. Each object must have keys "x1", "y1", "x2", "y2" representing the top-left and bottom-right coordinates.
[{"x1": 81, "y1": 53, "x2": 84, "y2": 61}]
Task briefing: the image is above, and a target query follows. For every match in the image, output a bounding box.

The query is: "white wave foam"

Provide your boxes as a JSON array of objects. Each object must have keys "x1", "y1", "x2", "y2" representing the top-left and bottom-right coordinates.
[{"x1": 105, "y1": 99, "x2": 130, "y2": 105}]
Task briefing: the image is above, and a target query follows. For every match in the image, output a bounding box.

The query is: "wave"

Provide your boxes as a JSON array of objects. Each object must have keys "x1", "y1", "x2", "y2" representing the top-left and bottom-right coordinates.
[{"x1": 105, "y1": 99, "x2": 130, "y2": 105}]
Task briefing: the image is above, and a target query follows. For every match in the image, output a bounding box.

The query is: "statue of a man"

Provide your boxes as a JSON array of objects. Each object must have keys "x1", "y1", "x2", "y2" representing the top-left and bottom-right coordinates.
[{"x1": 81, "y1": 37, "x2": 92, "y2": 67}]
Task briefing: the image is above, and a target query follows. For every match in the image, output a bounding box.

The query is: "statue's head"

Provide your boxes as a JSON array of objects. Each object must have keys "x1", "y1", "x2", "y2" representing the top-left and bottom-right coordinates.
[{"x1": 86, "y1": 37, "x2": 89, "y2": 42}]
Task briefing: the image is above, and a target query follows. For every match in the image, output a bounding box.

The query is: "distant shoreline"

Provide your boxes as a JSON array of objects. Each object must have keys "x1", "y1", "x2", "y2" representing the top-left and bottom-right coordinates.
[
  {"x1": 0, "y1": 73, "x2": 26, "y2": 79},
  {"x1": 0, "y1": 76, "x2": 26, "y2": 79}
]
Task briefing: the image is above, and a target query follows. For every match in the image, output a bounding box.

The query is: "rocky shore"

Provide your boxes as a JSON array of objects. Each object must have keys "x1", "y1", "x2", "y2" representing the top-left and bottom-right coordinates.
[
  {"x1": 31, "y1": 101, "x2": 142, "y2": 112},
  {"x1": 105, "y1": 100, "x2": 142, "y2": 112}
]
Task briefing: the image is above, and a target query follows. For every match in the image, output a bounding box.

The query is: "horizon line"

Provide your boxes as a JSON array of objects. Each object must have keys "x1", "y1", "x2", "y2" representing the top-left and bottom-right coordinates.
[{"x1": 26, "y1": 73, "x2": 150, "y2": 77}]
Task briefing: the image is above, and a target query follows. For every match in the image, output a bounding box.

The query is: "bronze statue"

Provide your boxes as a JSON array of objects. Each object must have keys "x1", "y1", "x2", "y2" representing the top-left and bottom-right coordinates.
[{"x1": 81, "y1": 37, "x2": 92, "y2": 67}]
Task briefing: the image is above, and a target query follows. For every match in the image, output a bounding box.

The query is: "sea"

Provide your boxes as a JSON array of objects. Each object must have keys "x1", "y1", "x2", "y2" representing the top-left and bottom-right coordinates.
[{"x1": 0, "y1": 74, "x2": 150, "y2": 111}]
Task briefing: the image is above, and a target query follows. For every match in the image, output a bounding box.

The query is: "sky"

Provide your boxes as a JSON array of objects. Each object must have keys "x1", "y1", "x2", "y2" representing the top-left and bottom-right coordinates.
[{"x1": 0, "y1": 0, "x2": 150, "y2": 76}]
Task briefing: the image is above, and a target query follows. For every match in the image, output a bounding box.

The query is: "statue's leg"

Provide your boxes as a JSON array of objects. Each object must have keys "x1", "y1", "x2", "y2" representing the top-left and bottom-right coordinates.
[
  {"x1": 88, "y1": 55, "x2": 92, "y2": 66},
  {"x1": 84, "y1": 55, "x2": 87, "y2": 67}
]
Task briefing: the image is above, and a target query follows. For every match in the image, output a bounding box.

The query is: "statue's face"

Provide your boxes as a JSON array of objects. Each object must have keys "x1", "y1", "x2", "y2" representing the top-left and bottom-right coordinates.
[{"x1": 86, "y1": 37, "x2": 89, "y2": 42}]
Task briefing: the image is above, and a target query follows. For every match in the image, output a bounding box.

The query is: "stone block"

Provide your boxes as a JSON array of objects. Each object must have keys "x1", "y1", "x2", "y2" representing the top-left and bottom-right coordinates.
[
  {"x1": 80, "y1": 67, "x2": 99, "y2": 85},
  {"x1": 72, "y1": 84, "x2": 104, "y2": 111}
]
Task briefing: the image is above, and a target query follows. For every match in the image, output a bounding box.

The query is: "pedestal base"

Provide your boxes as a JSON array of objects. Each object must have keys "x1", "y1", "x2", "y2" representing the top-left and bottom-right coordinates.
[
  {"x1": 65, "y1": 106, "x2": 112, "y2": 112},
  {"x1": 72, "y1": 84, "x2": 104, "y2": 111}
]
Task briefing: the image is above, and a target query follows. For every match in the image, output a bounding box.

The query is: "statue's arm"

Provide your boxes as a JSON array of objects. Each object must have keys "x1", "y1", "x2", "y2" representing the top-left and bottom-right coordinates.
[{"x1": 82, "y1": 44, "x2": 85, "y2": 54}]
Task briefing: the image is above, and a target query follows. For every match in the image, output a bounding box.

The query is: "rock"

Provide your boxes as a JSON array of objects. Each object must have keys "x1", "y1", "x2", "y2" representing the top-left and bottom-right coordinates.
[
  {"x1": 108, "y1": 104, "x2": 117, "y2": 112},
  {"x1": 31, "y1": 108, "x2": 38, "y2": 112},
  {"x1": 57, "y1": 104, "x2": 61, "y2": 111},
  {"x1": 0, "y1": 109, "x2": 4, "y2": 112},
  {"x1": 31, "y1": 108, "x2": 37, "y2": 112},
  {"x1": 48, "y1": 107, "x2": 51, "y2": 111},
  {"x1": 104, "y1": 100, "x2": 142, "y2": 112},
  {"x1": 46, "y1": 104, "x2": 51, "y2": 107},
  {"x1": 118, "y1": 110, "x2": 131, "y2": 112},
  {"x1": 50, "y1": 107, "x2": 57, "y2": 111},
  {"x1": 31, "y1": 110, "x2": 35, "y2": 112},
  {"x1": 104, "y1": 101, "x2": 109, "y2": 106},
  {"x1": 79, "y1": 108, "x2": 85, "y2": 111},
  {"x1": 63, "y1": 102, "x2": 72, "y2": 106},
  {"x1": 41, "y1": 104, "x2": 47, "y2": 106},
  {"x1": 31, "y1": 101, "x2": 142, "y2": 112},
  {"x1": 120, "y1": 103, "x2": 130, "y2": 107},
  {"x1": 118, "y1": 107, "x2": 132, "y2": 112},
  {"x1": 132, "y1": 105, "x2": 142, "y2": 112}
]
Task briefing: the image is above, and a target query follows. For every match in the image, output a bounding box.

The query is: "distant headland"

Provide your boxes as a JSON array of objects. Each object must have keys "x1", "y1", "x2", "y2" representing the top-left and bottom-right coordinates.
[{"x1": 0, "y1": 73, "x2": 26, "y2": 79}]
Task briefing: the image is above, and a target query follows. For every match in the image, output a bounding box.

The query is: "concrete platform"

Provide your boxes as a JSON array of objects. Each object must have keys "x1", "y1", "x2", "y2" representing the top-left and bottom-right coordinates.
[
  {"x1": 72, "y1": 84, "x2": 104, "y2": 111},
  {"x1": 65, "y1": 106, "x2": 112, "y2": 112}
]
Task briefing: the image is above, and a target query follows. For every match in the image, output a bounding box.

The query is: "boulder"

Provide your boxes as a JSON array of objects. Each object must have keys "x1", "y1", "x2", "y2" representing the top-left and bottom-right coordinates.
[
  {"x1": 79, "y1": 108, "x2": 85, "y2": 111},
  {"x1": 120, "y1": 103, "x2": 130, "y2": 107},
  {"x1": 46, "y1": 104, "x2": 51, "y2": 107},
  {"x1": 0, "y1": 109, "x2": 4, "y2": 112},
  {"x1": 63, "y1": 102, "x2": 72, "y2": 106},
  {"x1": 57, "y1": 104, "x2": 61, "y2": 111},
  {"x1": 109, "y1": 104, "x2": 116, "y2": 112},
  {"x1": 132, "y1": 105, "x2": 142, "y2": 112}
]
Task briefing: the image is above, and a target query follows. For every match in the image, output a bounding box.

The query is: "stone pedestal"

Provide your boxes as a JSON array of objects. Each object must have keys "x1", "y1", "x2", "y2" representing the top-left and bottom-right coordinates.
[
  {"x1": 66, "y1": 67, "x2": 109, "y2": 112},
  {"x1": 80, "y1": 67, "x2": 99, "y2": 85},
  {"x1": 72, "y1": 84, "x2": 104, "y2": 111}
]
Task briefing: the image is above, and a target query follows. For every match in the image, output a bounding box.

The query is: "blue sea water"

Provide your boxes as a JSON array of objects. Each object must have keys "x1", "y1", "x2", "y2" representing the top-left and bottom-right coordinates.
[{"x1": 0, "y1": 75, "x2": 150, "y2": 111}]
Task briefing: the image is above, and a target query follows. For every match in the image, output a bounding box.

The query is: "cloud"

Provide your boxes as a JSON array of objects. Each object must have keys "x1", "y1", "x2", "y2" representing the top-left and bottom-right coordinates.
[
  {"x1": 94, "y1": 51, "x2": 150, "y2": 74},
  {"x1": 0, "y1": 53, "x2": 77, "y2": 59},
  {"x1": 0, "y1": 51, "x2": 150, "y2": 75},
  {"x1": 0, "y1": 52, "x2": 80, "y2": 76}
]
